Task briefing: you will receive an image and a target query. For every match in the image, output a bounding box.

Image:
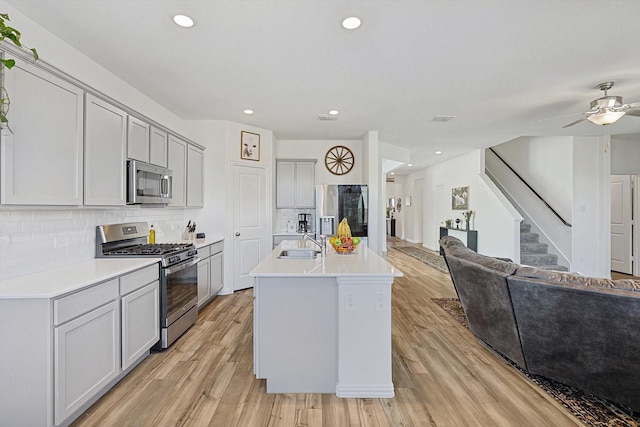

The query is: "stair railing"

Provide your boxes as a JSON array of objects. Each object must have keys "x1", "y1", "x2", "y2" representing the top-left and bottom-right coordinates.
[{"x1": 488, "y1": 148, "x2": 572, "y2": 227}]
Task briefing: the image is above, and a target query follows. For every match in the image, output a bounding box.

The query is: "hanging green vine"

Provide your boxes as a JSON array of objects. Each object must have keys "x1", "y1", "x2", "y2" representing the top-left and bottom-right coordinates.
[{"x1": 1, "y1": 13, "x2": 38, "y2": 131}]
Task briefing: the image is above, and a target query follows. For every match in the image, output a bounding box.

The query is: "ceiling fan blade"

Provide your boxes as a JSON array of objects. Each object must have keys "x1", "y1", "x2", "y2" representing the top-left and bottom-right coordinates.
[
  {"x1": 536, "y1": 111, "x2": 589, "y2": 122},
  {"x1": 562, "y1": 117, "x2": 588, "y2": 128},
  {"x1": 625, "y1": 109, "x2": 640, "y2": 117}
]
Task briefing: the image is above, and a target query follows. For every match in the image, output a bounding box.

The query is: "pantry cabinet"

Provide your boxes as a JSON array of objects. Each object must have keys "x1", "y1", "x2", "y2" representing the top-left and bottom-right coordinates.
[
  {"x1": 276, "y1": 160, "x2": 316, "y2": 208},
  {"x1": 1, "y1": 57, "x2": 84, "y2": 205},
  {"x1": 84, "y1": 94, "x2": 127, "y2": 206}
]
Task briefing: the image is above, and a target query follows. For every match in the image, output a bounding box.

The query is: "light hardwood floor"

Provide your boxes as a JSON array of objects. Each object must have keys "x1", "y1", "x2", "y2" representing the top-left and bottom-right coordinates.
[{"x1": 71, "y1": 242, "x2": 583, "y2": 427}]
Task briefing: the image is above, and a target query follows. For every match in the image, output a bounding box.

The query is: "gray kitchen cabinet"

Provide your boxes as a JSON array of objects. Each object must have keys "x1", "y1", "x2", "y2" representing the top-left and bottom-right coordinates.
[
  {"x1": 149, "y1": 126, "x2": 168, "y2": 167},
  {"x1": 54, "y1": 299, "x2": 120, "y2": 425},
  {"x1": 168, "y1": 135, "x2": 187, "y2": 207},
  {"x1": 187, "y1": 144, "x2": 204, "y2": 207},
  {"x1": 197, "y1": 241, "x2": 224, "y2": 307},
  {"x1": 127, "y1": 116, "x2": 150, "y2": 162},
  {"x1": 276, "y1": 160, "x2": 316, "y2": 208},
  {"x1": 84, "y1": 94, "x2": 127, "y2": 206},
  {"x1": 0, "y1": 263, "x2": 160, "y2": 427},
  {"x1": 1, "y1": 57, "x2": 84, "y2": 205}
]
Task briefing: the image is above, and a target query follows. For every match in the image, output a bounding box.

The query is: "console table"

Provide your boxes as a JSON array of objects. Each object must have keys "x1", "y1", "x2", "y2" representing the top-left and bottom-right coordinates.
[{"x1": 439, "y1": 227, "x2": 477, "y2": 255}]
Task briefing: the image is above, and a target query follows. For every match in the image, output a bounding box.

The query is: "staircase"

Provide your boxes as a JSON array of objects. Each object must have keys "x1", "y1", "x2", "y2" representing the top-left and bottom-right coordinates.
[{"x1": 520, "y1": 223, "x2": 568, "y2": 271}]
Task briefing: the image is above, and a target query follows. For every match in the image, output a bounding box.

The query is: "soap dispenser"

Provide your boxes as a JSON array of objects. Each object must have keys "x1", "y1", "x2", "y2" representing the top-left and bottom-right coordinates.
[{"x1": 149, "y1": 225, "x2": 156, "y2": 244}]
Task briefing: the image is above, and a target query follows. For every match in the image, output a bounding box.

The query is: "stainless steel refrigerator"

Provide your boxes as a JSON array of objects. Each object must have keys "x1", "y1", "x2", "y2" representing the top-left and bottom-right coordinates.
[{"x1": 316, "y1": 185, "x2": 368, "y2": 240}]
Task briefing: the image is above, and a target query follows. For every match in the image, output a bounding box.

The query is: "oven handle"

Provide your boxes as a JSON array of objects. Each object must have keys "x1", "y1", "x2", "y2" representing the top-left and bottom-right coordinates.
[{"x1": 164, "y1": 257, "x2": 200, "y2": 275}]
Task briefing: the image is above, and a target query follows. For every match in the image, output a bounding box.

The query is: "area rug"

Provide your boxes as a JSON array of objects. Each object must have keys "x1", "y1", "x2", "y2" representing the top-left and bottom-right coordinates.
[
  {"x1": 393, "y1": 246, "x2": 449, "y2": 274},
  {"x1": 431, "y1": 297, "x2": 640, "y2": 427}
]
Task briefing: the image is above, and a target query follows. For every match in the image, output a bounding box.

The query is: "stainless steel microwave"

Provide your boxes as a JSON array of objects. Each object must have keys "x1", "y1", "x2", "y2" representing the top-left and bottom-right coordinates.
[{"x1": 126, "y1": 159, "x2": 173, "y2": 205}]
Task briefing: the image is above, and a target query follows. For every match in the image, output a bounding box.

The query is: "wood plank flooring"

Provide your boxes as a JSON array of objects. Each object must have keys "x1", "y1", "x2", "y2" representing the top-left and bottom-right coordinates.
[{"x1": 71, "y1": 241, "x2": 583, "y2": 427}]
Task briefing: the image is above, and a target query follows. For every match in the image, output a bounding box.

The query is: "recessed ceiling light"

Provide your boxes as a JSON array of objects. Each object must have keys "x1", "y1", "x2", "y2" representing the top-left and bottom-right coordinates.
[
  {"x1": 173, "y1": 14, "x2": 195, "y2": 28},
  {"x1": 407, "y1": 163, "x2": 413, "y2": 167},
  {"x1": 342, "y1": 16, "x2": 361, "y2": 30},
  {"x1": 435, "y1": 151, "x2": 443, "y2": 155},
  {"x1": 328, "y1": 110, "x2": 340, "y2": 116},
  {"x1": 390, "y1": 172, "x2": 395, "y2": 175},
  {"x1": 243, "y1": 109, "x2": 254, "y2": 115}
]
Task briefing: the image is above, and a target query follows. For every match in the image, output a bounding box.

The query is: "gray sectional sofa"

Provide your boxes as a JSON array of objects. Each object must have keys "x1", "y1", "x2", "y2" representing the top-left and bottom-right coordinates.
[{"x1": 439, "y1": 235, "x2": 640, "y2": 412}]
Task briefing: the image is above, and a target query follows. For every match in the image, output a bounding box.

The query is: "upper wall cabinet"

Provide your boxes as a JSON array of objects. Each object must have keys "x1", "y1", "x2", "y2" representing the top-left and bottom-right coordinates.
[
  {"x1": 84, "y1": 94, "x2": 127, "y2": 206},
  {"x1": 187, "y1": 145, "x2": 204, "y2": 207},
  {"x1": 149, "y1": 127, "x2": 168, "y2": 168},
  {"x1": 1, "y1": 58, "x2": 84, "y2": 205},
  {"x1": 127, "y1": 116, "x2": 150, "y2": 163},
  {"x1": 168, "y1": 135, "x2": 187, "y2": 207},
  {"x1": 276, "y1": 160, "x2": 316, "y2": 208}
]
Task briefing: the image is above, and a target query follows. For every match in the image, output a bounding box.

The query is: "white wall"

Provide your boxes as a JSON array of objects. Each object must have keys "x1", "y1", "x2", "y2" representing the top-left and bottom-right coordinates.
[
  {"x1": 493, "y1": 136, "x2": 574, "y2": 223},
  {"x1": 572, "y1": 136, "x2": 610, "y2": 277},
  {"x1": 611, "y1": 135, "x2": 640, "y2": 174},
  {"x1": 405, "y1": 150, "x2": 518, "y2": 258},
  {"x1": 385, "y1": 182, "x2": 404, "y2": 239}
]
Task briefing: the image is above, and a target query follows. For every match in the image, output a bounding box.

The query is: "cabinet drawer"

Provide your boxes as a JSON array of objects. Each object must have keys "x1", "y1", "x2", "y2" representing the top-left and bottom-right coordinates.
[
  {"x1": 54, "y1": 279, "x2": 119, "y2": 326},
  {"x1": 120, "y1": 264, "x2": 159, "y2": 296},
  {"x1": 197, "y1": 245, "x2": 211, "y2": 259},
  {"x1": 210, "y1": 241, "x2": 223, "y2": 255}
]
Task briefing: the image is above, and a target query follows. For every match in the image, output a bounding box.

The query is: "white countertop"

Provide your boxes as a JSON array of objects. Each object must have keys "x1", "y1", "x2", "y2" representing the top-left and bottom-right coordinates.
[
  {"x1": 273, "y1": 232, "x2": 312, "y2": 236},
  {"x1": 0, "y1": 258, "x2": 160, "y2": 299},
  {"x1": 250, "y1": 240, "x2": 403, "y2": 278}
]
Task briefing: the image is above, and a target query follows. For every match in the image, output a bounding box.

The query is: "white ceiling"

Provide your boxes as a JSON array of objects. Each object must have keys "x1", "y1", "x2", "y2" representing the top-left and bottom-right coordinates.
[{"x1": 7, "y1": 0, "x2": 640, "y2": 174}]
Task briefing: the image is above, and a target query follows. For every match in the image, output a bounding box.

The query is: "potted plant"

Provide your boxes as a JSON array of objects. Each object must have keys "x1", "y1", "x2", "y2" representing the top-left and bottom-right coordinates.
[
  {"x1": 1, "y1": 13, "x2": 38, "y2": 131},
  {"x1": 445, "y1": 219, "x2": 453, "y2": 228}
]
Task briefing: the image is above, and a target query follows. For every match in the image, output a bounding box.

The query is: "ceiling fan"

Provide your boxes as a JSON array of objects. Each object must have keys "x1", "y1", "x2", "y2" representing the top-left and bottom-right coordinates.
[{"x1": 562, "y1": 82, "x2": 640, "y2": 128}]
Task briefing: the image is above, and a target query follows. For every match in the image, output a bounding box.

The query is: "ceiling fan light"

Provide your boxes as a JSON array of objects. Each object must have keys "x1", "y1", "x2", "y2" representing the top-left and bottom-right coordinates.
[{"x1": 587, "y1": 110, "x2": 625, "y2": 125}]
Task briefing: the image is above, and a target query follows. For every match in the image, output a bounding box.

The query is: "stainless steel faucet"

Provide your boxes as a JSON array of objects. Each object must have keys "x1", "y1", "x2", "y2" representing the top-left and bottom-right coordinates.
[{"x1": 303, "y1": 232, "x2": 326, "y2": 257}]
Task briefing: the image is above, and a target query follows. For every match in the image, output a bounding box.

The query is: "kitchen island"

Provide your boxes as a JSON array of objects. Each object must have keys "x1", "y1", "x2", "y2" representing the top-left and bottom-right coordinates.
[{"x1": 250, "y1": 240, "x2": 402, "y2": 398}]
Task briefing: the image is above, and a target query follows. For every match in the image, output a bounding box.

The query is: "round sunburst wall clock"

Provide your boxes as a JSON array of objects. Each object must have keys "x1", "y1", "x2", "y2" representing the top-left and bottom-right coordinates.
[{"x1": 325, "y1": 145, "x2": 354, "y2": 175}]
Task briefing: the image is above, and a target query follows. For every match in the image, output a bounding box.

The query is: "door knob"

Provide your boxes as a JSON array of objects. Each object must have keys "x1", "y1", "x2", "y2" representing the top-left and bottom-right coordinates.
[{"x1": 235, "y1": 232, "x2": 240, "y2": 236}]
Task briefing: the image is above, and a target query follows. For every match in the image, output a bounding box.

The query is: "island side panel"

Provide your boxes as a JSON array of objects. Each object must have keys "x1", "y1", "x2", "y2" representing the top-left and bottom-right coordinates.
[
  {"x1": 336, "y1": 276, "x2": 394, "y2": 398},
  {"x1": 254, "y1": 276, "x2": 338, "y2": 393}
]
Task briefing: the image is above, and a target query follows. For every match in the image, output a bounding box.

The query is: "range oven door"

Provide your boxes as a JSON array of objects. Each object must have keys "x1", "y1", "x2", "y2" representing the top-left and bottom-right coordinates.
[{"x1": 158, "y1": 257, "x2": 199, "y2": 348}]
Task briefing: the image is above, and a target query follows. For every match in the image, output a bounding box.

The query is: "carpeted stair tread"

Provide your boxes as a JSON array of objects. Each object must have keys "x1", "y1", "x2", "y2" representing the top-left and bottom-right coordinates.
[
  {"x1": 520, "y1": 232, "x2": 540, "y2": 243},
  {"x1": 520, "y1": 223, "x2": 531, "y2": 233},
  {"x1": 521, "y1": 242, "x2": 548, "y2": 254},
  {"x1": 521, "y1": 253, "x2": 559, "y2": 266}
]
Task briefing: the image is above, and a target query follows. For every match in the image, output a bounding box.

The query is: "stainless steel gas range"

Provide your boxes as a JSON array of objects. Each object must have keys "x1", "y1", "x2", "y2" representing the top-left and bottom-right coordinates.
[{"x1": 96, "y1": 222, "x2": 199, "y2": 350}]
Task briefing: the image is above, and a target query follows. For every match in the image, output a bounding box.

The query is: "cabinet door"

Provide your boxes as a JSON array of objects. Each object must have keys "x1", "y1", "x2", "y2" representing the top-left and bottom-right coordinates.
[
  {"x1": 149, "y1": 127, "x2": 168, "y2": 168},
  {"x1": 276, "y1": 161, "x2": 295, "y2": 208},
  {"x1": 122, "y1": 281, "x2": 160, "y2": 370},
  {"x1": 84, "y1": 94, "x2": 127, "y2": 205},
  {"x1": 197, "y1": 256, "x2": 211, "y2": 307},
  {"x1": 168, "y1": 136, "x2": 187, "y2": 207},
  {"x1": 295, "y1": 161, "x2": 316, "y2": 208},
  {"x1": 127, "y1": 116, "x2": 150, "y2": 162},
  {"x1": 187, "y1": 145, "x2": 204, "y2": 207},
  {"x1": 210, "y1": 251, "x2": 224, "y2": 295},
  {"x1": 1, "y1": 58, "x2": 84, "y2": 205},
  {"x1": 54, "y1": 301, "x2": 120, "y2": 425}
]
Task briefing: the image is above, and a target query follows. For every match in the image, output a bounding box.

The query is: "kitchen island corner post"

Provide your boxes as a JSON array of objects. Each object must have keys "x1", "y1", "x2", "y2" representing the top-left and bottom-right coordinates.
[{"x1": 335, "y1": 275, "x2": 395, "y2": 398}]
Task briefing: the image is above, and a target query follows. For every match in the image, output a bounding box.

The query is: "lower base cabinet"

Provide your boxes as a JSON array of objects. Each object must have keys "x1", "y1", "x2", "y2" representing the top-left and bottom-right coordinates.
[
  {"x1": 55, "y1": 301, "x2": 120, "y2": 425},
  {"x1": 0, "y1": 263, "x2": 160, "y2": 427},
  {"x1": 197, "y1": 241, "x2": 224, "y2": 307}
]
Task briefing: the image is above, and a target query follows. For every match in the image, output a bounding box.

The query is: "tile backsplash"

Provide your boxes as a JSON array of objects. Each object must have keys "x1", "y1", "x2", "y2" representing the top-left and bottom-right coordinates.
[
  {"x1": 274, "y1": 208, "x2": 315, "y2": 233},
  {"x1": 0, "y1": 207, "x2": 188, "y2": 281}
]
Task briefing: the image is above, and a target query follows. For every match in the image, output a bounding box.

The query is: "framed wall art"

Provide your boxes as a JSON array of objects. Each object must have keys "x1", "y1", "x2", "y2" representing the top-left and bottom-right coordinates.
[
  {"x1": 451, "y1": 186, "x2": 469, "y2": 210},
  {"x1": 241, "y1": 131, "x2": 260, "y2": 161}
]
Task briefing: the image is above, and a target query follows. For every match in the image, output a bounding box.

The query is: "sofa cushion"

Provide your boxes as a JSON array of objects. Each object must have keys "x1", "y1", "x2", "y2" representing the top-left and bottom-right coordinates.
[
  {"x1": 439, "y1": 235, "x2": 466, "y2": 249},
  {"x1": 514, "y1": 266, "x2": 640, "y2": 292},
  {"x1": 447, "y1": 245, "x2": 518, "y2": 275}
]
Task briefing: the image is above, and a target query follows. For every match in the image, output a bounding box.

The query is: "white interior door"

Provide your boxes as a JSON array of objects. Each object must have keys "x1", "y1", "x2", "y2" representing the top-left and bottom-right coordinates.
[
  {"x1": 611, "y1": 175, "x2": 632, "y2": 274},
  {"x1": 233, "y1": 165, "x2": 268, "y2": 291}
]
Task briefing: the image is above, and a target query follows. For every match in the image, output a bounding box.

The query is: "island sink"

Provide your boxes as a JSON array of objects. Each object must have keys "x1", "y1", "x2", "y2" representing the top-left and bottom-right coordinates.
[{"x1": 277, "y1": 249, "x2": 320, "y2": 259}]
